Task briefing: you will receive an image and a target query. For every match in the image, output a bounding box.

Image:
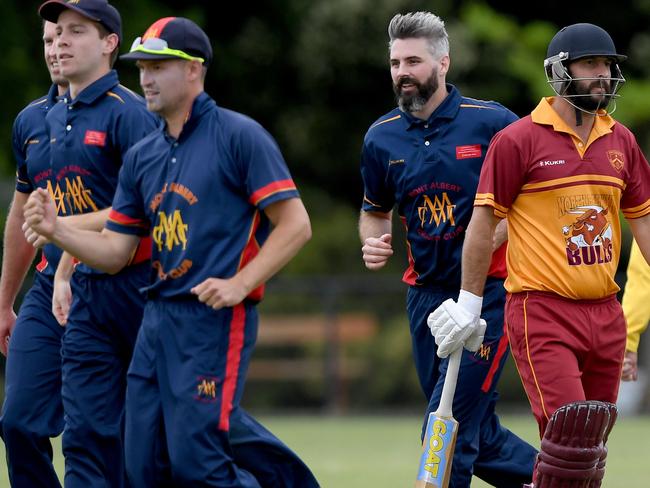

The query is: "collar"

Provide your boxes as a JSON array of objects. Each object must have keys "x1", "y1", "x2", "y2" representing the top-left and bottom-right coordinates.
[
  {"x1": 45, "y1": 84, "x2": 60, "y2": 108},
  {"x1": 531, "y1": 96, "x2": 615, "y2": 137},
  {"x1": 163, "y1": 91, "x2": 216, "y2": 142},
  {"x1": 401, "y1": 83, "x2": 460, "y2": 130},
  {"x1": 64, "y1": 70, "x2": 120, "y2": 106}
]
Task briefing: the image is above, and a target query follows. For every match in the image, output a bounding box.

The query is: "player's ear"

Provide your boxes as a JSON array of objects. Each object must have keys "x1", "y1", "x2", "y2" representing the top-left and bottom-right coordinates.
[
  {"x1": 186, "y1": 59, "x2": 203, "y2": 82},
  {"x1": 439, "y1": 54, "x2": 450, "y2": 77},
  {"x1": 103, "y1": 33, "x2": 119, "y2": 55}
]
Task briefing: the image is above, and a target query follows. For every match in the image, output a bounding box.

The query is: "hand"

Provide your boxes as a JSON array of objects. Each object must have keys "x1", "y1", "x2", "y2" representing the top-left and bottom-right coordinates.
[
  {"x1": 52, "y1": 278, "x2": 72, "y2": 326},
  {"x1": 0, "y1": 308, "x2": 17, "y2": 356},
  {"x1": 464, "y1": 318, "x2": 487, "y2": 352},
  {"x1": 621, "y1": 350, "x2": 638, "y2": 382},
  {"x1": 23, "y1": 188, "x2": 57, "y2": 243},
  {"x1": 22, "y1": 223, "x2": 50, "y2": 248},
  {"x1": 362, "y1": 233, "x2": 393, "y2": 270},
  {"x1": 427, "y1": 291, "x2": 484, "y2": 358},
  {"x1": 191, "y1": 277, "x2": 249, "y2": 310}
]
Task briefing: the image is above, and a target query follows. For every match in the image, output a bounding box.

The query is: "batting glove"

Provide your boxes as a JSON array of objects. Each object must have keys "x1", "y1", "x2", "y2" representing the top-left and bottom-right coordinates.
[
  {"x1": 427, "y1": 290, "x2": 483, "y2": 358},
  {"x1": 464, "y1": 318, "x2": 487, "y2": 352}
]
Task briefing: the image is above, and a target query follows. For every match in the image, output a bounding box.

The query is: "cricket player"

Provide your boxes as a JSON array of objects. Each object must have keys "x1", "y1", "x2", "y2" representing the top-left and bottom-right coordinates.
[
  {"x1": 621, "y1": 240, "x2": 650, "y2": 382},
  {"x1": 21, "y1": 0, "x2": 158, "y2": 486},
  {"x1": 0, "y1": 20, "x2": 68, "y2": 488},
  {"x1": 23, "y1": 16, "x2": 319, "y2": 487},
  {"x1": 359, "y1": 11, "x2": 536, "y2": 487},
  {"x1": 429, "y1": 23, "x2": 650, "y2": 486}
]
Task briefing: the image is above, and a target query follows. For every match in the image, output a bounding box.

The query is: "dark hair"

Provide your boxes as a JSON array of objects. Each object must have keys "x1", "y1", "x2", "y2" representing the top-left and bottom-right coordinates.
[{"x1": 95, "y1": 22, "x2": 119, "y2": 67}]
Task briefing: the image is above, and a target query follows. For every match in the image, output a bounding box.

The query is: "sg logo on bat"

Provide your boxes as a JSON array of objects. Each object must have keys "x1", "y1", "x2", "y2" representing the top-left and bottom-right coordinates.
[{"x1": 415, "y1": 412, "x2": 458, "y2": 488}]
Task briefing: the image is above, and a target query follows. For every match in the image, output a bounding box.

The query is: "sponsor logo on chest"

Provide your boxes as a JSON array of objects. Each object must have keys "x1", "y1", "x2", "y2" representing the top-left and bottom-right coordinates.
[{"x1": 83, "y1": 130, "x2": 107, "y2": 147}]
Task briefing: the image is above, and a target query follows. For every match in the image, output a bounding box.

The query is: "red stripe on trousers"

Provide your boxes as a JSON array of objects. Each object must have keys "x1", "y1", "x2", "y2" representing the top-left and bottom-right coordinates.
[
  {"x1": 219, "y1": 304, "x2": 246, "y2": 431},
  {"x1": 481, "y1": 323, "x2": 509, "y2": 393}
]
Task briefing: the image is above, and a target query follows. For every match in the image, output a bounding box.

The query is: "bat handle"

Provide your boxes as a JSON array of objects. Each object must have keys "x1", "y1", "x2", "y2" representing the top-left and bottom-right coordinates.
[{"x1": 436, "y1": 348, "x2": 462, "y2": 418}]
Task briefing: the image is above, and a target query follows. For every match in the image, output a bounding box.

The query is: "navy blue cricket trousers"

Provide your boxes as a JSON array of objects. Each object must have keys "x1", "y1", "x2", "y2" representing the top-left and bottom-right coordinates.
[
  {"x1": 125, "y1": 298, "x2": 319, "y2": 487},
  {"x1": 407, "y1": 277, "x2": 537, "y2": 488},
  {"x1": 1, "y1": 272, "x2": 64, "y2": 487},
  {"x1": 61, "y1": 262, "x2": 148, "y2": 488}
]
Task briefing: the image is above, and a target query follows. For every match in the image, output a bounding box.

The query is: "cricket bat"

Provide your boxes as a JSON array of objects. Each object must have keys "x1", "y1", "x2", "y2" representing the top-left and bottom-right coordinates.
[{"x1": 415, "y1": 348, "x2": 462, "y2": 488}]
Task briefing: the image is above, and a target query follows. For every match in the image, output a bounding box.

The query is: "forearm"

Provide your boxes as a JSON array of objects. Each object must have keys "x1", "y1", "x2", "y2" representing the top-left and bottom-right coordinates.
[
  {"x1": 461, "y1": 206, "x2": 500, "y2": 296},
  {"x1": 236, "y1": 209, "x2": 310, "y2": 293},
  {"x1": 628, "y1": 214, "x2": 650, "y2": 265},
  {"x1": 50, "y1": 220, "x2": 136, "y2": 274},
  {"x1": 0, "y1": 194, "x2": 36, "y2": 309},
  {"x1": 62, "y1": 207, "x2": 111, "y2": 231},
  {"x1": 54, "y1": 251, "x2": 75, "y2": 282},
  {"x1": 359, "y1": 210, "x2": 392, "y2": 242},
  {"x1": 493, "y1": 218, "x2": 508, "y2": 250},
  {"x1": 622, "y1": 240, "x2": 650, "y2": 352}
]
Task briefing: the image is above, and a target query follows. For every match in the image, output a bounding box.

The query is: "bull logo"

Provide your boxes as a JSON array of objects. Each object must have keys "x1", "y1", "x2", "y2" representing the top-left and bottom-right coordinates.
[
  {"x1": 607, "y1": 150, "x2": 625, "y2": 173},
  {"x1": 562, "y1": 206, "x2": 613, "y2": 266}
]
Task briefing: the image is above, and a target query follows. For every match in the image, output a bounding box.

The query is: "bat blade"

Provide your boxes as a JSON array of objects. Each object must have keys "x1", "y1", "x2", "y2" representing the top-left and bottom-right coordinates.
[
  {"x1": 415, "y1": 412, "x2": 458, "y2": 487},
  {"x1": 414, "y1": 348, "x2": 462, "y2": 488}
]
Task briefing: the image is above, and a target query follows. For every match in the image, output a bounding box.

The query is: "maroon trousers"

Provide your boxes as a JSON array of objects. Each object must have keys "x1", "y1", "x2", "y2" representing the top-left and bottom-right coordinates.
[{"x1": 505, "y1": 291, "x2": 626, "y2": 437}]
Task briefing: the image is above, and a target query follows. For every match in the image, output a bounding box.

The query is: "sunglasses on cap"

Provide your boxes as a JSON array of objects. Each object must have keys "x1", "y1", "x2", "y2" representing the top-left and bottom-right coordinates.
[{"x1": 129, "y1": 36, "x2": 205, "y2": 63}]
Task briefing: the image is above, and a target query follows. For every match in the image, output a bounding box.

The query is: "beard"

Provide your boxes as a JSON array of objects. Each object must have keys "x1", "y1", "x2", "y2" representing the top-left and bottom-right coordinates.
[
  {"x1": 393, "y1": 69, "x2": 438, "y2": 113},
  {"x1": 566, "y1": 78, "x2": 612, "y2": 112}
]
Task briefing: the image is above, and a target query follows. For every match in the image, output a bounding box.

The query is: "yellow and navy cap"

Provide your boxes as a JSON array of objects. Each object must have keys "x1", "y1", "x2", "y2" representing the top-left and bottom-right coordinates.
[{"x1": 121, "y1": 17, "x2": 213, "y2": 67}]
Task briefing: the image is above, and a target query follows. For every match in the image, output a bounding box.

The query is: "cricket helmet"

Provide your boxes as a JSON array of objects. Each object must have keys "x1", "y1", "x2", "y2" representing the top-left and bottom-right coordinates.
[{"x1": 543, "y1": 23, "x2": 626, "y2": 113}]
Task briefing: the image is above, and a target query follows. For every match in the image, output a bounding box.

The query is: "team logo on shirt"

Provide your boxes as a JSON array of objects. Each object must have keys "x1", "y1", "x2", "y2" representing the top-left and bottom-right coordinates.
[
  {"x1": 607, "y1": 150, "x2": 625, "y2": 173},
  {"x1": 45, "y1": 171, "x2": 99, "y2": 215},
  {"x1": 562, "y1": 206, "x2": 613, "y2": 266},
  {"x1": 194, "y1": 376, "x2": 218, "y2": 403},
  {"x1": 152, "y1": 210, "x2": 188, "y2": 252},
  {"x1": 417, "y1": 193, "x2": 456, "y2": 228}
]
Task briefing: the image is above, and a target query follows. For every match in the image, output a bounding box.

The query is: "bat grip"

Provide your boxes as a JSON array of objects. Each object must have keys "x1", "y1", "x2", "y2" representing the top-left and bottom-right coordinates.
[{"x1": 435, "y1": 348, "x2": 462, "y2": 418}]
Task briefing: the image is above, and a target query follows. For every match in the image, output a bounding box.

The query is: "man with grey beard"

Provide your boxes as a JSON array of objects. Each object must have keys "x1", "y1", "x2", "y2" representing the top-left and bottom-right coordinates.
[{"x1": 358, "y1": 11, "x2": 537, "y2": 487}]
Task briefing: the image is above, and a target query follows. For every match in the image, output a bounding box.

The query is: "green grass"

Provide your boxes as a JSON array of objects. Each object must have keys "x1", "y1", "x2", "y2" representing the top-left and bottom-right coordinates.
[{"x1": 0, "y1": 414, "x2": 647, "y2": 487}]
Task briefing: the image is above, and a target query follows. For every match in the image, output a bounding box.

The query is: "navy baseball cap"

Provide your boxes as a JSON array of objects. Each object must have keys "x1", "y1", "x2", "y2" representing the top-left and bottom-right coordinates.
[
  {"x1": 121, "y1": 17, "x2": 213, "y2": 67},
  {"x1": 39, "y1": 0, "x2": 122, "y2": 41}
]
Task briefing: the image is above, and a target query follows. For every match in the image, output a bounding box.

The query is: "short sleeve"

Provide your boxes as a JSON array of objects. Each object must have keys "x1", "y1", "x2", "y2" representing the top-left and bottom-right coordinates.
[
  {"x1": 232, "y1": 120, "x2": 299, "y2": 210},
  {"x1": 105, "y1": 148, "x2": 149, "y2": 236},
  {"x1": 621, "y1": 142, "x2": 650, "y2": 219},
  {"x1": 474, "y1": 130, "x2": 527, "y2": 218},
  {"x1": 12, "y1": 116, "x2": 33, "y2": 193},
  {"x1": 360, "y1": 138, "x2": 394, "y2": 213}
]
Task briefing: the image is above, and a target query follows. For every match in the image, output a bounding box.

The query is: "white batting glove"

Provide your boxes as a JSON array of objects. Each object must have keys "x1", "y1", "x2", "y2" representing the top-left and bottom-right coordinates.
[
  {"x1": 427, "y1": 290, "x2": 483, "y2": 358},
  {"x1": 464, "y1": 318, "x2": 487, "y2": 352}
]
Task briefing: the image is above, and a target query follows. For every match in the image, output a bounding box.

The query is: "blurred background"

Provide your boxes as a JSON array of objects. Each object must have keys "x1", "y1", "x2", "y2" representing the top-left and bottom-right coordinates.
[{"x1": 1, "y1": 0, "x2": 649, "y2": 420}]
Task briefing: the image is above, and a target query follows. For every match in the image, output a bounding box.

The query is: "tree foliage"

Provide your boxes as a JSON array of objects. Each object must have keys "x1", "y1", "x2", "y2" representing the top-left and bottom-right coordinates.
[{"x1": 3, "y1": 0, "x2": 650, "y2": 274}]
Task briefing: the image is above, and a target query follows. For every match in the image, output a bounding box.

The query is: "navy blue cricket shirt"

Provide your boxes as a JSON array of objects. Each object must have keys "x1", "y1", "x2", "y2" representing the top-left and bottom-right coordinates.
[
  {"x1": 361, "y1": 84, "x2": 517, "y2": 288},
  {"x1": 44, "y1": 70, "x2": 158, "y2": 274},
  {"x1": 107, "y1": 92, "x2": 300, "y2": 300},
  {"x1": 13, "y1": 84, "x2": 61, "y2": 276}
]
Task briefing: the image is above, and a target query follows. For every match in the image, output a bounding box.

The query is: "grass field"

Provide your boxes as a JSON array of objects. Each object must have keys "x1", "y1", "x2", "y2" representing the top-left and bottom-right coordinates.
[{"x1": 0, "y1": 413, "x2": 647, "y2": 487}]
